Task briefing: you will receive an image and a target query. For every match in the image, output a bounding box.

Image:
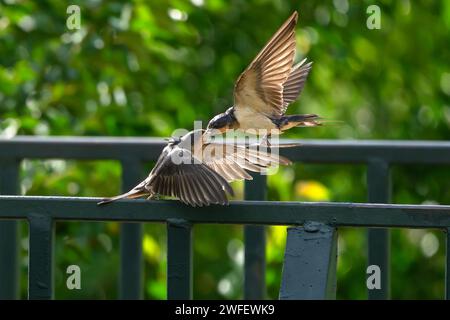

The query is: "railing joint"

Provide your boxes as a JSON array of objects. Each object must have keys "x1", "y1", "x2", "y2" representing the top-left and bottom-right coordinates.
[
  {"x1": 304, "y1": 221, "x2": 324, "y2": 233},
  {"x1": 167, "y1": 218, "x2": 192, "y2": 229}
]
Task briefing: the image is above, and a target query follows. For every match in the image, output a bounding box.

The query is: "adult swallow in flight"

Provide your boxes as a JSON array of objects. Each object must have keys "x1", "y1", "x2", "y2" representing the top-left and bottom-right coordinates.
[
  {"x1": 205, "y1": 11, "x2": 321, "y2": 143},
  {"x1": 98, "y1": 129, "x2": 291, "y2": 207}
]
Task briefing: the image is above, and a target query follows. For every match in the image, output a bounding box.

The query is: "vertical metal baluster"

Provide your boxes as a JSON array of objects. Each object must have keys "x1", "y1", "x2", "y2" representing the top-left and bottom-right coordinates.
[
  {"x1": 279, "y1": 223, "x2": 337, "y2": 299},
  {"x1": 119, "y1": 158, "x2": 144, "y2": 299},
  {"x1": 28, "y1": 214, "x2": 54, "y2": 300},
  {"x1": 0, "y1": 158, "x2": 20, "y2": 299},
  {"x1": 367, "y1": 159, "x2": 391, "y2": 300},
  {"x1": 244, "y1": 174, "x2": 267, "y2": 299},
  {"x1": 167, "y1": 219, "x2": 192, "y2": 300},
  {"x1": 446, "y1": 228, "x2": 450, "y2": 300}
]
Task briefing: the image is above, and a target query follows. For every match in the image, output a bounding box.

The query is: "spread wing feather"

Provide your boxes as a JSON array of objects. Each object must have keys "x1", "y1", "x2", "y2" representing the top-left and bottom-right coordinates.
[
  {"x1": 147, "y1": 146, "x2": 232, "y2": 206},
  {"x1": 282, "y1": 59, "x2": 313, "y2": 112},
  {"x1": 201, "y1": 142, "x2": 292, "y2": 182},
  {"x1": 234, "y1": 12, "x2": 298, "y2": 118}
]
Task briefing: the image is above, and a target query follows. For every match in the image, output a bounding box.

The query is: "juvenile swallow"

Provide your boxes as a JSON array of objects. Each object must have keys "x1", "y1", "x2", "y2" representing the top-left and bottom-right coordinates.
[
  {"x1": 98, "y1": 130, "x2": 291, "y2": 207},
  {"x1": 205, "y1": 11, "x2": 321, "y2": 141}
]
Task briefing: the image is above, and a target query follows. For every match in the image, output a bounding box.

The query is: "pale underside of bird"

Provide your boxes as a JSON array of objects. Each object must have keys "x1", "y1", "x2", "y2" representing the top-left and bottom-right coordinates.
[
  {"x1": 205, "y1": 11, "x2": 322, "y2": 139},
  {"x1": 98, "y1": 130, "x2": 292, "y2": 207}
]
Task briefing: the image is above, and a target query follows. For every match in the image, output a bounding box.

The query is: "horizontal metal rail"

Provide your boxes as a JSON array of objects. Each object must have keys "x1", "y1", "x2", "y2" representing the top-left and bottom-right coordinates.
[
  {"x1": 0, "y1": 196, "x2": 449, "y2": 228},
  {"x1": 1, "y1": 137, "x2": 450, "y2": 299},
  {"x1": 1, "y1": 136, "x2": 450, "y2": 163}
]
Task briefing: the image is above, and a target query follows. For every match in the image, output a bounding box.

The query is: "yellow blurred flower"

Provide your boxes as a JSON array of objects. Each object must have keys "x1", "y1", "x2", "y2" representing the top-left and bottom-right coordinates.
[
  {"x1": 270, "y1": 226, "x2": 286, "y2": 247},
  {"x1": 267, "y1": 226, "x2": 287, "y2": 261},
  {"x1": 295, "y1": 180, "x2": 330, "y2": 201},
  {"x1": 143, "y1": 234, "x2": 161, "y2": 263}
]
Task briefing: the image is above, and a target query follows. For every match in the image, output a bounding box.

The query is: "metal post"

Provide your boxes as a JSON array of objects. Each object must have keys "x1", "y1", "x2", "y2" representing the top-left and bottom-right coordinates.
[
  {"x1": 0, "y1": 158, "x2": 20, "y2": 299},
  {"x1": 28, "y1": 214, "x2": 54, "y2": 300},
  {"x1": 279, "y1": 222, "x2": 337, "y2": 299},
  {"x1": 119, "y1": 158, "x2": 143, "y2": 299},
  {"x1": 244, "y1": 174, "x2": 267, "y2": 299},
  {"x1": 446, "y1": 228, "x2": 450, "y2": 300},
  {"x1": 167, "y1": 219, "x2": 192, "y2": 300},
  {"x1": 367, "y1": 159, "x2": 391, "y2": 299}
]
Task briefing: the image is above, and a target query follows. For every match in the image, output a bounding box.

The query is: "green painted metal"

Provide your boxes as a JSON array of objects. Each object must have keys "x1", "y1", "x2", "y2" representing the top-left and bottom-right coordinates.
[
  {"x1": 447, "y1": 228, "x2": 450, "y2": 300},
  {"x1": 279, "y1": 223, "x2": 337, "y2": 299},
  {"x1": 119, "y1": 158, "x2": 144, "y2": 300},
  {"x1": 119, "y1": 223, "x2": 142, "y2": 299},
  {"x1": 167, "y1": 219, "x2": 192, "y2": 300},
  {"x1": 244, "y1": 174, "x2": 267, "y2": 300},
  {"x1": 367, "y1": 159, "x2": 391, "y2": 300},
  {"x1": 1, "y1": 196, "x2": 449, "y2": 227},
  {"x1": 2, "y1": 137, "x2": 450, "y2": 164},
  {"x1": 1, "y1": 137, "x2": 450, "y2": 300},
  {"x1": 0, "y1": 159, "x2": 20, "y2": 300},
  {"x1": 28, "y1": 213, "x2": 54, "y2": 300}
]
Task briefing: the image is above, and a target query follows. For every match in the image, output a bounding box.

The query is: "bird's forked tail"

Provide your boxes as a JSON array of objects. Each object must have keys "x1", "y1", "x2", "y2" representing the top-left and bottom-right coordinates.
[
  {"x1": 279, "y1": 114, "x2": 322, "y2": 131},
  {"x1": 97, "y1": 187, "x2": 148, "y2": 205}
]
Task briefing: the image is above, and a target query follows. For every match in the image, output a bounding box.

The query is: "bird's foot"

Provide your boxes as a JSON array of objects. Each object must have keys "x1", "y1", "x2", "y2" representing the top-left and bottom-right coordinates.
[{"x1": 147, "y1": 194, "x2": 160, "y2": 200}]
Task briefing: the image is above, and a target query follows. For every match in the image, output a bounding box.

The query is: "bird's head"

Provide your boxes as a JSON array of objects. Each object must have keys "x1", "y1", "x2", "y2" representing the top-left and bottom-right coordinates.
[
  {"x1": 207, "y1": 112, "x2": 231, "y2": 132},
  {"x1": 205, "y1": 108, "x2": 237, "y2": 139},
  {"x1": 165, "y1": 136, "x2": 182, "y2": 145},
  {"x1": 204, "y1": 113, "x2": 229, "y2": 142}
]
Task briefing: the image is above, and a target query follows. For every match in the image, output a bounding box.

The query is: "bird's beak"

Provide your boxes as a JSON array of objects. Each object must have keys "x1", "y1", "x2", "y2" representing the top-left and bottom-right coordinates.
[{"x1": 165, "y1": 137, "x2": 179, "y2": 144}]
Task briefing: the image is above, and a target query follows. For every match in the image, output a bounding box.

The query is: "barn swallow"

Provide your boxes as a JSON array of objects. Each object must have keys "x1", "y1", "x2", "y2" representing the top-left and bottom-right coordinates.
[
  {"x1": 98, "y1": 129, "x2": 291, "y2": 207},
  {"x1": 205, "y1": 11, "x2": 321, "y2": 142}
]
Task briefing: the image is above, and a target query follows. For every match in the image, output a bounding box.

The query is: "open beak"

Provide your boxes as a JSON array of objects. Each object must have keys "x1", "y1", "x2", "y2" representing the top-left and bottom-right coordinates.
[{"x1": 165, "y1": 137, "x2": 180, "y2": 144}]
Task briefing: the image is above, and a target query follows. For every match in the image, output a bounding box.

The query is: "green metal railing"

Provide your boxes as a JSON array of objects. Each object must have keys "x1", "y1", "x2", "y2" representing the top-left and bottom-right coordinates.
[{"x1": 0, "y1": 137, "x2": 449, "y2": 300}]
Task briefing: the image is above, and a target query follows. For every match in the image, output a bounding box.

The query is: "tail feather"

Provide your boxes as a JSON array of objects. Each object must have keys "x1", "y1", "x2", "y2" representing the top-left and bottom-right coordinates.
[
  {"x1": 280, "y1": 114, "x2": 322, "y2": 131},
  {"x1": 97, "y1": 189, "x2": 148, "y2": 205}
]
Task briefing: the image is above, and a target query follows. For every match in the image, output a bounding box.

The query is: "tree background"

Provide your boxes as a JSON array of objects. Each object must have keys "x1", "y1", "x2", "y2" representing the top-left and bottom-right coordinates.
[{"x1": 0, "y1": 0, "x2": 449, "y2": 299}]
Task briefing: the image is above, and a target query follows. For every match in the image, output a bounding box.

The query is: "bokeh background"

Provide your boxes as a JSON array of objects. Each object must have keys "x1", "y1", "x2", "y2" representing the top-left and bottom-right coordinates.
[{"x1": 1, "y1": 0, "x2": 449, "y2": 299}]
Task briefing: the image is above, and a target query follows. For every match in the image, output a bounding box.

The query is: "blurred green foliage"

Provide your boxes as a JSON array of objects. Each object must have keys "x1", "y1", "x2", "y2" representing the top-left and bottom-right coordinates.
[{"x1": 1, "y1": 0, "x2": 450, "y2": 299}]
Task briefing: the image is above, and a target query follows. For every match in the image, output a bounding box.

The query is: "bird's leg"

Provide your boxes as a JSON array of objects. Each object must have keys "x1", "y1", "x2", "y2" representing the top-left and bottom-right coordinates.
[
  {"x1": 259, "y1": 133, "x2": 271, "y2": 147},
  {"x1": 147, "y1": 193, "x2": 159, "y2": 201}
]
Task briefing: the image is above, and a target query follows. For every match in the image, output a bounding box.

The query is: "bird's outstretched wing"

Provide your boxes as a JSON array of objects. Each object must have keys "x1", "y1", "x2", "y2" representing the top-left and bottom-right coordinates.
[
  {"x1": 200, "y1": 142, "x2": 292, "y2": 182},
  {"x1": 98, "y1": 144, "x2": 233, "y2": 207},
  {"x1": 97, "y1": 147, "x2": 173, "y2": 205},
  {"x1": 233, "y1": 11, "x2": 298, "y2": 118},
  {"x1": 282, "y1": 58, "x2": 312, "y2": 111},
  {"x1": 147, "y1": 146, "x2": 234, "y2": 207}
]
